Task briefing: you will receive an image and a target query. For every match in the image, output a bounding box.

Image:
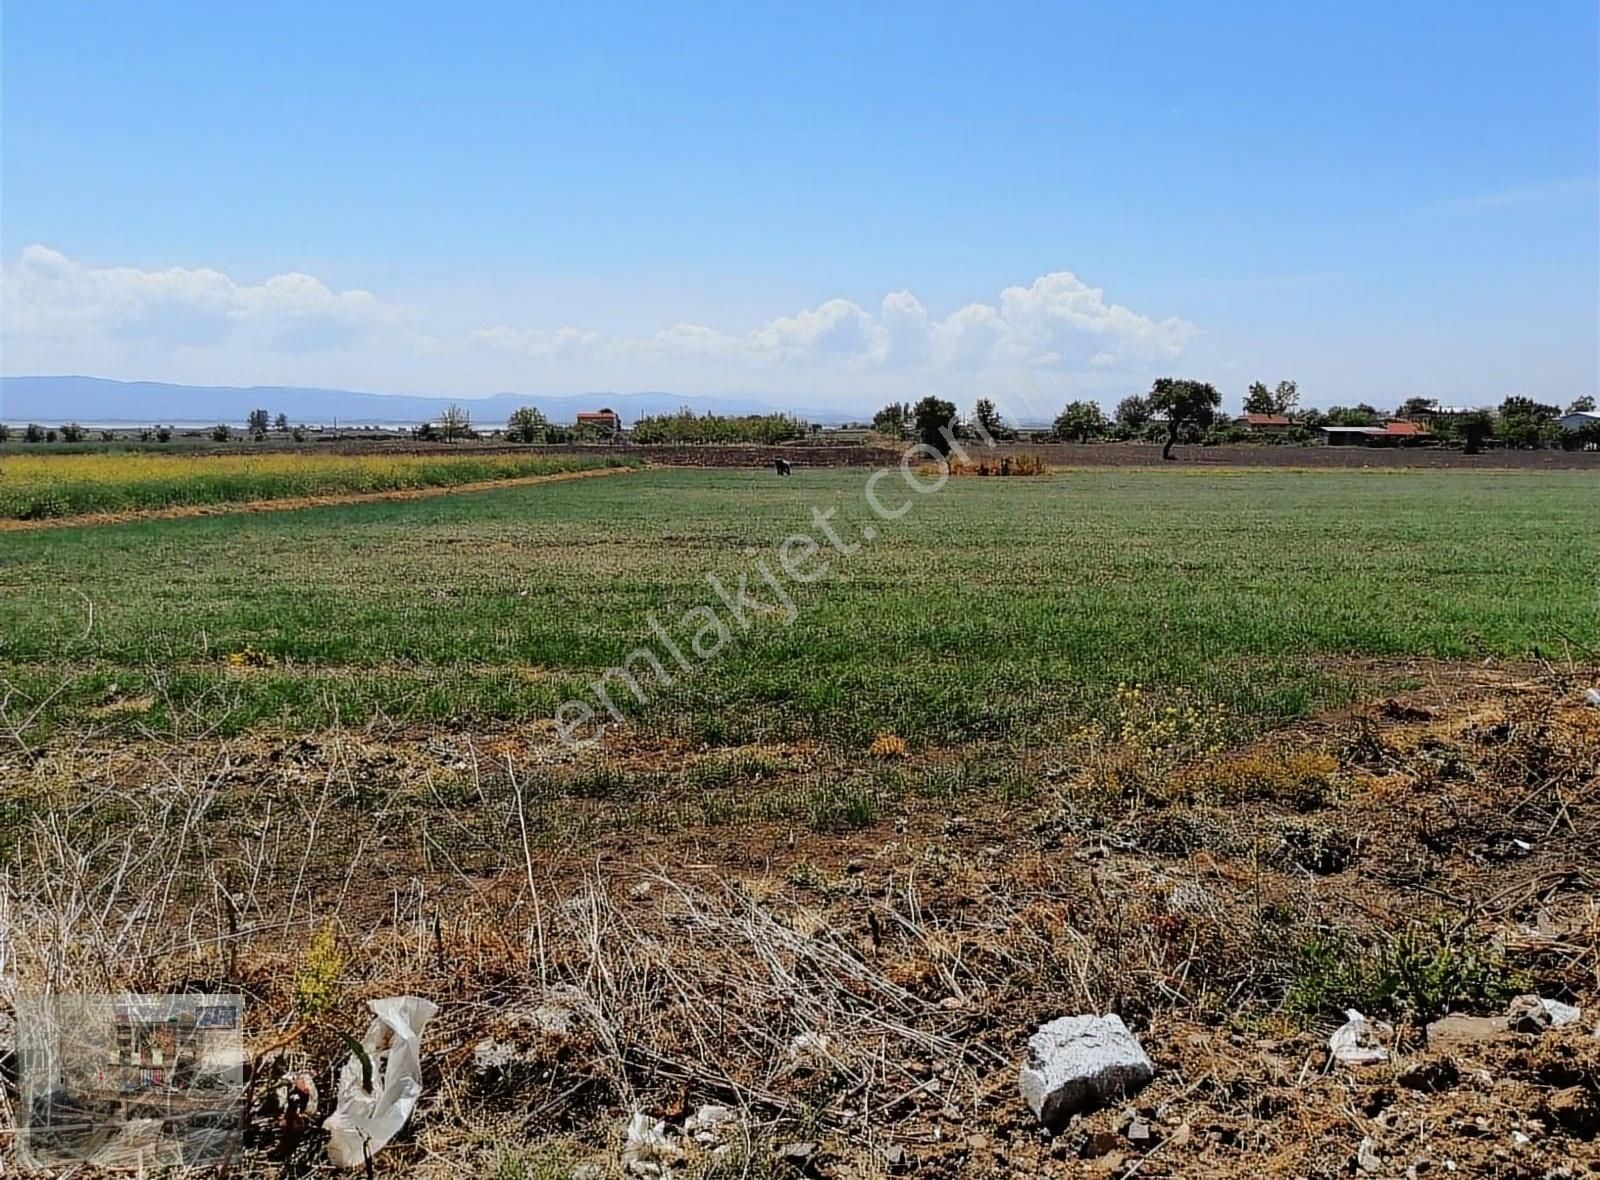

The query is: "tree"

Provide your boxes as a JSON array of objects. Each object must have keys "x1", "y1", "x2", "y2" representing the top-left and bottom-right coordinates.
[
  {"x1": 1053, "y1": 400, "x2": 1109, "y2": 443},
  {"x1": 155, "y1": 426, "x2": 172, "y2": 443},
  {"x1": 1497, "y1": 396, "x2": 1559, "y2": 449},
  {"x1": 972, "y1": 398, "x2": 1006, "y2": 439},
  {"x1": 0, "y1": 423, "x2": 9, "y2": 443},
  {"x1": 872, "y1": 401, "x2": 910, "y2": 437},
  {"x1": 1459, "y1": 410, "x2": 1494, "y2": 455},
  {"x1": 24, "y1": 423, "x2": 44, "y2": 443},
  {"x1": 211, "y1": 423, "x2": 232, "y2": 442},
  {"x1": 247, "y1": 408, "x2": 271, "y2": 436},
  {"x1": 1243, "y1": 382, "x2": 1275, "y2": 416},
  {"x1": 1147, "y1": 377, "x2": 1222, "y2": 460},
  {"x1": 439, "y1": 403, "x2": 472, "y2": 442},
  {"x1": 911, "y1": 396, "x2": 959, "y2": 454},
  {"x1": 274, "y1": 412, "x2": 290, "y2": 432},
  {"x1": 1396, "y1": 396, "x2": 1435, "y2": 420},
  {"x1": 1567, "y1": 395, "x2": 1596, "y2": 414},
  {"x1": 1244, "y1": 380, "x2": 1299, "y2": 417},
  {"x1": 1325, "y1": 404, "x2": 1381, "y2": 427},
  {"x1": 505, "y1": 405, "x2": 550, "y2": 444},
  {"x1": 1114, "y1": 394, "x2": 1151, "y2": 436},
  {"x1": 60, "y1": 422, "x2": 86, "y2": 443}
]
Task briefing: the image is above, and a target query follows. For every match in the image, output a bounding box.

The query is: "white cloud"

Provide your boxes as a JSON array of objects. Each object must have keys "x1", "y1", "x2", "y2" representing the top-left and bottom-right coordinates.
[
  {"x1": 5, "y1": 245, "x2": 394, "y2": 354},
  {"x1": 2, "y1": 245, "x2": 1196, "y2": 405}
]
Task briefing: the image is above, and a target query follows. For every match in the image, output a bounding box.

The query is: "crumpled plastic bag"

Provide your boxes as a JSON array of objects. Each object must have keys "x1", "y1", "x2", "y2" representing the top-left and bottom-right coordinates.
[
  {"x1": 324, "y1": 996, "x2": 438, "y2": 1168},
  {"x1": 1329, "y1": 1008, "x2": 1391, "y2": 1066}
]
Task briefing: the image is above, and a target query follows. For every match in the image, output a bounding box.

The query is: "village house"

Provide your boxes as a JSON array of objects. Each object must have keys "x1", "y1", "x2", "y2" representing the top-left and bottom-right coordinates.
[
  {"x1": 1233, "y1": 413, "x2": 1295, "y2": 435},
  {"x1": 1319, "y1": 420, "x2": 1433, "y2": 447},
  {"x1": 576, "y1": 409, "x2": 622, "y2": 435}
]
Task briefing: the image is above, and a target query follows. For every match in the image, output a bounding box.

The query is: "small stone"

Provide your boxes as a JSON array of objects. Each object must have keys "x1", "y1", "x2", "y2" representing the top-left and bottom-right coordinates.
[
  {"x1": 1508, "y1": 994, "x2": 1581, "y2": 1032},
  {"x1": 882, "y1": 1144, "x2": 913, "y2": 1172},
  {"x1": 1509, "y1": 995, "x2": 1555, "y2": 1033},
  {"x1": 1426, "y1": 1013, "x2": 1511, "y2": 1053},
  {"x1": 776, "y1": 1141, "x2": 817, "y2": 1172},
  {"x1": 1125, "y1": 1117, "x2": 1154, "y2": 1145},
  {"x1": 1358, "y1": 1137, "x2": 1383, "y2": 1174},
  {"x1": 628, "y1": 881, "x2": 652, "y2": 898},
  {"x1": 1019, "y1": 1014, "x2": 1155, "y2": 1129}
]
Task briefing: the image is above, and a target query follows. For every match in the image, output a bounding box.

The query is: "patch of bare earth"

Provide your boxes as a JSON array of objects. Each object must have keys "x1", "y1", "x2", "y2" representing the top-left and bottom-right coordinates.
[{"x1": 2, "y1": 662, "x2": 1596, "y2": 1176}]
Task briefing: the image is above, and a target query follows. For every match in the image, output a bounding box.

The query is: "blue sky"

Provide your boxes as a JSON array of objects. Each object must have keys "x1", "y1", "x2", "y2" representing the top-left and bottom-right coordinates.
[{"x1": 3, "y1": 1, "x2": 1595, "y2": 417}]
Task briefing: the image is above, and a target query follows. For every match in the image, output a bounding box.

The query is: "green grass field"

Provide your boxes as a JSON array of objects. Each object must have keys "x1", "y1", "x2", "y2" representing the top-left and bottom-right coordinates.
[{"x1": 1, "y1": 466, "x2": 1593, "y2": 744}]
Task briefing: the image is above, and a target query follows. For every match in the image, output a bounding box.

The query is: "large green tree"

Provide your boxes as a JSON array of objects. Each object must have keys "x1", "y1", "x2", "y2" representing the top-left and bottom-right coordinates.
[
  {"x1": 872, "y1": 402, "x2": 910, "y2": 437},
  {"x1": 912, "y1": 397, "x2": 959, "y2": 454},
  {"x1": 1053, "y1": 400, "x2": 1109, "y2": 443},
  {"x1": 972, "y1": 398, "x2": 1006, "y2": 439},
  {"x1": 1325, "y1": 404, "x2": 1382, "y2": 427},
  {"x1": 1243, "y1": 380, "x2": 1298, "y2": 416},
  {"x1": 1497, "y1": 396, "x2": 1559, "y2": 449},
  {"x1": 1114, "y1": 394, "x2": 1151, "y2": 435},
  {"x1": 1147, "y1": 378, "x2": 1221, "y2": 460},
  {"x1": 505, "y1": 406, "x2": 550, "y2": 444},
  {"x1": 1567, "y1": 395, "x2": 1596, "y2": 414}
]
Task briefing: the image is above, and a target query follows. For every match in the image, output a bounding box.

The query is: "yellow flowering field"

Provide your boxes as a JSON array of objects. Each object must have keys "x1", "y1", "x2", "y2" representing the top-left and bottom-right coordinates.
[{"x1": 0, "y1": 449, "x2": 632, "y2": 519}]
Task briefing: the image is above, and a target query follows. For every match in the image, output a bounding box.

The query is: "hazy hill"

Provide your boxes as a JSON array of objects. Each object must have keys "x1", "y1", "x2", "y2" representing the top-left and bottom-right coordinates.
[{"x1": 0, "y1": 375, "x2": 857, "y2": 426}]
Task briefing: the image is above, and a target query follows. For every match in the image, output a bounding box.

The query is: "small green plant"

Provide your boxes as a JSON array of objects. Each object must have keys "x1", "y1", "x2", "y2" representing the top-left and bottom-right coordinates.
[
  {"x1": 1287, "y1": 918, "x2": 1521, "y2": 1024},
  {"x1": 804, "y1": 780, "x2": 880, "y2": 831}
]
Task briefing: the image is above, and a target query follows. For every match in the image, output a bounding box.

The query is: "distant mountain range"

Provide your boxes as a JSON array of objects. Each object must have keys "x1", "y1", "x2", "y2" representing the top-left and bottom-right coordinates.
[{"x1": 0, "y1": 375, "x2": 861, "y2": 427}]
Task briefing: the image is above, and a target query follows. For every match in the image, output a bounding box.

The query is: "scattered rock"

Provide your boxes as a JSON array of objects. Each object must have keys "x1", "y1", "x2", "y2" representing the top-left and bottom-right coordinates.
[
  {"x1": 882, "y1": 1143, "x2": 913, "y2": 1172},
  {"x1": 1426, "y1": 1013, "x2": 1511, "y2": 1053},
  {"x1": 1019, "y1": 1014, "x2": 1155, "y2": 1129},
  {"x1": 776, "y1": 1141, "x2": 818, "y2": 1173},
  {"x1": 1330, "y1": 1009, "x2": 1392, "y2": 1066},
  {"x1": 571, "y1": 1166, "x2": 604, "y2": 1180},
  {"x1": 1507, "y1": 994, "x2": 1580, "y2": 1033},
  {"x1": 1584, "y1": 687, "x2": 1600, "y2": 708},
  {"x1": 628, "y1": 881, "x2": 652, "y2": 899},
  {"x1": 1125, "y1": 1116, "x2": 1154, "y2": 1146},
  {"x1": 1397, "y1": 1057, "x2": 1460, "y2": 1092},
  {"x1": 1358, "y1": 1136, "x2": 1383, "y2": 1174}
]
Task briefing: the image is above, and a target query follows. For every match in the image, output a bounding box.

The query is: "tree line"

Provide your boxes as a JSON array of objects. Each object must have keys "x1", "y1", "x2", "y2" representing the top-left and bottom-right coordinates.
[{"x1": 870, "y1": 384, "x2": 1597, "y2": 458}]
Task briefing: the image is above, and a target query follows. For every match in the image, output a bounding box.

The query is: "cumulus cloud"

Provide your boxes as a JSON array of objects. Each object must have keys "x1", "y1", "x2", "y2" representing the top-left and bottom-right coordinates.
[
  {"x1": 4, "y1": 245, "x2": 393, "y2": 354},
  {"x1": 2, "y1": 245, "x2": 1195, "y2": 402},
  {"x1": 468, "y1": 271, "x2": 1193, "y2": 376}
]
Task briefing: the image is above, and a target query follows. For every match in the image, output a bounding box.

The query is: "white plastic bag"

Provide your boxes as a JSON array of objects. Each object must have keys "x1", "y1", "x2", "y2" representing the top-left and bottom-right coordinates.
[{"x1": 324, "y1": 996, "x2": 438, "y2": 1168}]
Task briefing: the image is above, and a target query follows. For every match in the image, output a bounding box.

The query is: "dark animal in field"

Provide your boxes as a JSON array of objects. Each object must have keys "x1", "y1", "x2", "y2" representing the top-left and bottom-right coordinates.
[{"x1": 774, "y1": 459, "x2": 792, "y2": 476}]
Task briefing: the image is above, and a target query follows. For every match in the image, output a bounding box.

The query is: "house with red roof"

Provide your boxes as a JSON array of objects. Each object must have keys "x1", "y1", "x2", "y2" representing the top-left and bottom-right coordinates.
[{"x1": 1233, "y1": 413, "x2": 1295, "y2": 435}]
